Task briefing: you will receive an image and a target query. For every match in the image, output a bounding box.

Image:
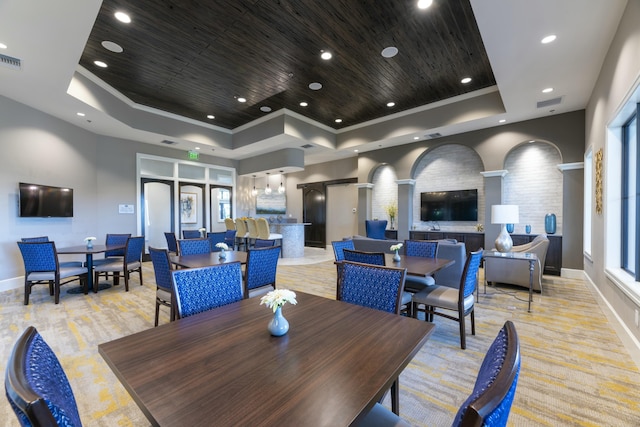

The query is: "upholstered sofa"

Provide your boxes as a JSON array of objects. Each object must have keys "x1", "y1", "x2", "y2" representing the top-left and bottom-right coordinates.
[
  {"x1": 349, "y1": 236, "x2": 467, "y2": 290},
  {"x1": 484, "y1": 233, "x2": 549, "y2": 292}
]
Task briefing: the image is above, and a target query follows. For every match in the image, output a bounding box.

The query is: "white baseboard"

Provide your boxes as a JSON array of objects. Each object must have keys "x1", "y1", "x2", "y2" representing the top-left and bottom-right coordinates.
[{"x1": 0, "y1": 276, "x2": 23, "y2": 293}]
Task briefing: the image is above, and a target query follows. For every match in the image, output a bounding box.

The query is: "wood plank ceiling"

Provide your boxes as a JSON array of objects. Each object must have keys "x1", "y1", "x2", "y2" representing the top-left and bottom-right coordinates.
[{"x1": 79, "y1": 0, "x2": 495, "y2": 130}]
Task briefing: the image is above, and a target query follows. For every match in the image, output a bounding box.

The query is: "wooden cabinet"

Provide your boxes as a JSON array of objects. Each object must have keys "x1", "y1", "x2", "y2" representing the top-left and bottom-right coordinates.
[
  {"x1": 509, "y1": 234, "x2": 562, "y2": 276},
  {"x1": 384, "y1": 229, "x2": 398, "y2": 240},
  {"x1": 408, "y1": 231, "x2": 485, "y2": 255}
]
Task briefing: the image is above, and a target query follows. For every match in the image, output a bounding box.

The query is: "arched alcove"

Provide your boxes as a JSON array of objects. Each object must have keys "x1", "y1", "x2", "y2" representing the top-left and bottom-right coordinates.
[
  {"x1": 503, "y1": 141, "x2": 563, "y2": 234},
  {"x1": 413, "y1": 144, "x2": 485, "y2": 230},
  {"x1": 371, "y1": 164, "x2": 398, "y2": 226}
]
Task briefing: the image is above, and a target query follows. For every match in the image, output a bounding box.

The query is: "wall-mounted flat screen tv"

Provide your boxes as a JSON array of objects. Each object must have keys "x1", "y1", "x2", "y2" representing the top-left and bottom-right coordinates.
[
  {"x1": 19, "y1": 182, "x2": 74, "y2": 217},
  {"x1": 420, "y1": 189, "x2": 478, "y2": 222}
]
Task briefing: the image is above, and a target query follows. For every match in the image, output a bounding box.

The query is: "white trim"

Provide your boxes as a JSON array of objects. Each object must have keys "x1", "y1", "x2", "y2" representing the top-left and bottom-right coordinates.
[
  {"x1": 0, "y1": 276, "x2": 22, "y2": 292},
  {"x1": 396, "y1": 179, "x2": 416, "y2": 186},
  {"x1": 480, "y1": 169, "x2": 508, "y2": 178},
  {"x1": 355, "y1": 183, "x2": 375, "y2": 189},
  {"x1": 560, "y1": 268, "x2": 584, "y2": 280},
  {"x1": 557, "y1": 162, "x2": 584, "y2": 171}
]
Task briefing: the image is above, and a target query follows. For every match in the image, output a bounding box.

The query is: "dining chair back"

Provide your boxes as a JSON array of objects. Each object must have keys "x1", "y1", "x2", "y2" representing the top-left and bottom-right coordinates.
[
  {"x1": 178, "y1": 238, "x2": 211, "y2": 255},
  {"x1": 5, "y1": 326, "x2": 83, "y2": 427},
  {"x1": 331, "y1": 239, "x2": 355, "y2": 262},
  {"x1": 254, "y1": 238, "x2": 276, "y2": 248},
  {"x1": 93, "y1": 233, "x2": 131, "y2": 269},
  {"x1": 234, "y1": 219, "x2": 248, "y2": 251},
  {"x1": 337, "y1": 261, "x2": 407, "y2": 314},
  {"x1": 224, "y1": 217, "x2": 236, "y2": 231},
  {"x1": 171, "y1": 262, "x2": 244, "y2": 318},
  {"x1": 17, "y1": 241, "x2": 87, "y2": 305},
  {"x1": 365, "y1": 219, "x2": 388, "y2": 239},
  {"x1": 246, "y1": 218, "x2": 259, "y2": 247},
  {"x1": 343, "y1": 249, "x2": 385, "y2": 265},
  {"x1": 411, "y1": 249, "x2": 483, "y2": 349},
  {"x1": 206, "y1": 232, "x2": 226, "y2": 252},
  {"x1": 244, "y1": 246, "x2": 281, "y2": 298},
  {"x1": 93, "y1": 236, "x2": 145, "y2": 292},
  {"x1": 354, "y1": 321, "x2": 521, "y2": 427},
  {"x1": 164, "y1": 232, "x2": 178, "y2": 254},
  {"x1": 182, "y1": 229, "x2": 202, "y2": 239},
  {"x1": 224, "y1": 229, "x2": 237, "y2": 248},
  {"x1": 21, "y1": 236, "x2": 84, "y2": 268},
  {"x1": 403, "y1": 240, "x2": 438, "y2": 293},
  {"x1": 149, "y1": 246, "x2": 174, "y2": 326}
]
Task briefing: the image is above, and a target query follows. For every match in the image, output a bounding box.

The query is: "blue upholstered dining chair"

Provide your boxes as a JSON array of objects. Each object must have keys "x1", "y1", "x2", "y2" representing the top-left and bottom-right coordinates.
[
  {"x1": 92, "y1": 233, "x2": 131, "y2": 268},
  {"x1": 403, "y1": 239, "x2": 439, "y2": 293},
  {"x1": 177, "y1": 238, "x2": 211, "y2": 255},
  {"x1": 93, "y1": 236, "x2": 145, "y2": 292},
  {"x1": 365, "y1": 219, "x2": 388, "y2": 239},
  {"x1": 164, "y1": 232, "x2": 178, "y2": 254},
  {"x1": 21, "y1": 236, "x2": 83, "y2": 268},
  {"x1": 5, "y1": 326, "x2": 83, "y2": 426},
  {"x1": 411, "y1": 249, "x2": 483, "y2": 349},
  {"x1": 224, "y1": 230, "x2": 237, "y2": 248},
  {"x1": 244, "y1": 246, "x2": 281, "y2": 298},
  {"x1": 149, "y1": 247, "x2": 174, "y2": 326},
  {"x1": 355, "y1": 321, "x2": 521, "y2": 427},
  {"x1": 337, "y1": 261, "x2": 407, "y2": 315},
  {"x1": 171, "y1": 262, "x2": 244, "y2": 318},
  {"x1": 182, "y1": 229, "x2": 202, "y2": 239},
  {"x1": 254, "y1": 238, "x2": 276, "y2": 248},
  {"x1": 206, "y1": 232, "x2": 226, "y2": 252},
  {"x1": 17, "y1": 241, "x2": 88, "y2": 305},
  {"x1": 331, "y1": 239, "x2": 355, "y2": 262}
]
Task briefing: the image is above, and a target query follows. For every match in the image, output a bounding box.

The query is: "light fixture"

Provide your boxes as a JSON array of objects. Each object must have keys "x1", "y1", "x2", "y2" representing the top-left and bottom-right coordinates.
[
  {"x1": 251, "y1": 175, "x2": 257, "y2": 197},
  {"x1": 207, "y1": 114, "x2": 215, "y2": 119},
  {"x1": 491, "y1": 205, "x2": 519, "y2": 252},
  {"x1": 417, "y1": 0, "x2": 433, "y2": 9},
  {"x1": 321, "y1": 51, "x2": 332, "y2": 60},
  {"x1": 387, "y1": 102, "x2": 395, "y2": 107},
  {"x1": 542, "y1": 87, "x2": 553, "y2": 93},
  {"x1": 94, "y1": 60, "x2": 107, "y2": 68},
  {"x1": 461, "y1": 77, "x2": 472, "y2": 84},
  {"x1": 278, "y1": 170, "x2": 285, "y2": 194},
  {"x1": 114, "y1": 11, "x2": 131, "y2": 23},
  {"x1": 300, "y1": 101, "x2": 308, "y2": 107},
  {"x1": 541, "y1": 34, "x2": 556, "y2": 44},
  {"x1": 264, "y1": 173, "x2": 272, "y2": 195}
]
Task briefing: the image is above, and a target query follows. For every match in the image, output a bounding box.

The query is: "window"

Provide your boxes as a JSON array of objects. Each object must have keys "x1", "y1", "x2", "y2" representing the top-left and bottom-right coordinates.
[
  {"x1": 217, "y1": 188, "x2": 231, "y2": 221},
  {"x1": 622, "y1": 111, "x2": 639, "y2": 280}
]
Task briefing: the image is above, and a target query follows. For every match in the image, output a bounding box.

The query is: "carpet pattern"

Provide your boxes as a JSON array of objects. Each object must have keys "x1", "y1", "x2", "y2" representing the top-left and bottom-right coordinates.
[{"x1": 1, "y1": 260, "x2": 640, "y2": 426}]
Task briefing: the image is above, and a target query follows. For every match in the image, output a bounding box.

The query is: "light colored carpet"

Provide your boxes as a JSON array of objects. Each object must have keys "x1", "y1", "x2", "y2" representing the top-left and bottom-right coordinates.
[{"x1": 1, "y1": 255, "x2": 640, "y2": 426}]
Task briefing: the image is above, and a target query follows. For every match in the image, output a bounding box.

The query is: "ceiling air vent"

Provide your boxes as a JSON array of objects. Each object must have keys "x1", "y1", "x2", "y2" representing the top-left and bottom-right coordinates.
[
  {"x1": 536, "y1": 96, "x2": 562, "y2": 109},
  {"x1": 161, "y1": 139, "x2": 178, "y2": 145},
  {"x1": 427, "y1": 132, "x2": 442, "y2": 139},
  {"x1": 300, "y1": 144, "x2": 314, "y2": 149},
  {"x1": 0, "y1": 53, "x2": 22, "y2": 70}
]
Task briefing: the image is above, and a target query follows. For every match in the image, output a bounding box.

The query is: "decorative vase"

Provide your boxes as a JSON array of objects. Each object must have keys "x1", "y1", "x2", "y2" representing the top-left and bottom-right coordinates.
[
  {"x1": 393, "y1": 250, "x2": 401, "y2": 262},
  {"x1": 525, "y1": 224, "x2": 531, "y2": 234},
  {"x1": 219, "y1": 249, "x2": 226, "y2": 259},
  {"x1": 545, "y1": 213, "x2": 556, "y2": 234},
  {"x1": 86, "y1": 241, "x2": 93, "y2": 249},
  {"x1": 268, "y1": 306, "x2": 289, "y2": 337},
  {"x1": 390, "y1": 218, "x2": 395, "y2": 230},
  {"x1": 506, "y1": 223, "x2": 514, "y2": 233}
]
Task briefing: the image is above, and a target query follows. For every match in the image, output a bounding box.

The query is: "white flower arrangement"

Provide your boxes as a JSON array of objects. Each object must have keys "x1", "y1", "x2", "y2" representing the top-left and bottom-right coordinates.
[
  {"x1": 260, "y1": 289, "x2": 297, "y2": 313},
  {"x1": 390, "y1": 243, "x2": 403, "y2": 252},
  {"x1": 84, "y1": 236, "x2": 97, "y2": 242},
  {"x1": 199, "y1": 227, "x2": 206, "y2": 233},
  {"x1": 215, "y1": 242, "x2": 229, "y2": 251}
]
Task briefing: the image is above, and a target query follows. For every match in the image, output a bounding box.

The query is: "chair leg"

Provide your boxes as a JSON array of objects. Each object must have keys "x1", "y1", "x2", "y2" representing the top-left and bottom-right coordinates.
[
  {"x1": 138, "y1": 268, "x2": 143, "y2": 286},
  {"x1": 470, "y1": 309, "x2": 476, "y2": 336},
  {"x1": 155, "y1": 300, "x2": 160, "y2": 327},
  {"x1": 124, "y1": 271, "x2": 129, "y2": 292},
  {"x1": 459, "y1": 310, "x2": 466, "y2": 349},
  {"x1": 54, "y1": 281, "x2": 60, "y2": 304},
  {"x1": 24, "y1": 280, "x2": 30, "y2": 305}
]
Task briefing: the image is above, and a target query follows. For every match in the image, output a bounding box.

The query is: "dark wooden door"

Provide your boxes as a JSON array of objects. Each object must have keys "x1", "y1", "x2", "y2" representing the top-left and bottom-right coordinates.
[{"x1": 302, "y1": 183, "x2": 326, "y2": 248}]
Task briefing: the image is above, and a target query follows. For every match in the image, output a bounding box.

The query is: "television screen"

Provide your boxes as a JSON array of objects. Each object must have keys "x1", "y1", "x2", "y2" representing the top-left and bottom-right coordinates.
[
  {"x1": 19, "y1": 182, "x2": 74, "y2": 217},
  {"x1": 420, "y1": 189, "x2": 477, "y2": 221}
]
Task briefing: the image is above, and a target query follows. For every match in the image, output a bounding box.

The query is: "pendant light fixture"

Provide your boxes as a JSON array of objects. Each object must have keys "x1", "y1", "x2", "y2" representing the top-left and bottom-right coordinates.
[
  {"x1": 251, "y1": 175, "x2": 257, "y2": 197},
  {"x1": 264, "y1": 172, "x2": 272, "y2": 195},
  {"x1": 278, "y1": 170, "x2": 285, "y2": 194}
]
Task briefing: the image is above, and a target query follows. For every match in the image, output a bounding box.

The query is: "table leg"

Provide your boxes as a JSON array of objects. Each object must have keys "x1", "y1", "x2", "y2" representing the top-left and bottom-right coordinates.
[
  {"x1": 391, "y1": 378, "x2": 399, "y2": 415},
  {"x1": 528, "y1": 260, "x2": 534, "y2": 312},
  {"x1": 86, "y1": 253, "x2": 95, "y2": 293}
]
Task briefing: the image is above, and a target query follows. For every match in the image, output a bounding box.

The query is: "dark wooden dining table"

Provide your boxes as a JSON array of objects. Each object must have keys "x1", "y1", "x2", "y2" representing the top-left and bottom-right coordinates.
[
  {"x1": 383, "y1": 253, "x2": 454, "y2": 277},
  {"x1": 170, "y1": 250, "x2": 247, "y2": 268},
  {"x1": 99, "y1": 292, "x2": 434, "y2": 426},
  {"x1": 57, "y1": 244, "x2": 125, "y2": 292}
]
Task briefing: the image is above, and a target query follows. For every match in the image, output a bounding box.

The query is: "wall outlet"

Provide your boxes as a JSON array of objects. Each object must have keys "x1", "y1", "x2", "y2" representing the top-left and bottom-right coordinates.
[
  {"x1": 352, "y1": 208, "x2": 357, "y2": 213},
  {"x1": 635, "y1": 309, "x2": 639, "y2": 328}
]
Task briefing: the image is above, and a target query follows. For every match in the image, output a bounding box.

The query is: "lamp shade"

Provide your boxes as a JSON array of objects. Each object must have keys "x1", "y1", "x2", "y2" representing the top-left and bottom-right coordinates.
[{"x1": 491, "y1": 205, "x2": 519, "y2": 224}]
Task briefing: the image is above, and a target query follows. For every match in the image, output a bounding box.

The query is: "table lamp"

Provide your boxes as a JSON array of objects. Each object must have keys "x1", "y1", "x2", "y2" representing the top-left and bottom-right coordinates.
[{"x1": 491, "y1": 205, "x2": 519, "y2": 252}]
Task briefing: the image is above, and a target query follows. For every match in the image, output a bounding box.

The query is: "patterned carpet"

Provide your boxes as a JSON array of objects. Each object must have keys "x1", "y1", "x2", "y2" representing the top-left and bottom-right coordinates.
[{"x1": 1, "y1": 257, "x2": 640, "y2": 426}]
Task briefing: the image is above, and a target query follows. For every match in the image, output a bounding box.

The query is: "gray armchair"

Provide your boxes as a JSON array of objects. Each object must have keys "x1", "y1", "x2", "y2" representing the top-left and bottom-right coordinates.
[{"x1": 484, "y1": 234, "x2": 550, "y2": 292}]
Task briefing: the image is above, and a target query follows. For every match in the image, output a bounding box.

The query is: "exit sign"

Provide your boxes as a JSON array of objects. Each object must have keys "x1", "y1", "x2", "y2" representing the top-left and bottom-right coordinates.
[{"x1": 188, "y1": 150, "x2": 199, "y2": 160}]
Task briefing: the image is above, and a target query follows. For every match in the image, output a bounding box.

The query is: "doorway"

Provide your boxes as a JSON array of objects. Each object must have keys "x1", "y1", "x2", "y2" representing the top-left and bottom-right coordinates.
[
  {"x1": 141, "y1": 179, "x2": 174, "y2": 257},
  {"x1": 302, "y1": 183, "x2": 326, "y2": 248}
]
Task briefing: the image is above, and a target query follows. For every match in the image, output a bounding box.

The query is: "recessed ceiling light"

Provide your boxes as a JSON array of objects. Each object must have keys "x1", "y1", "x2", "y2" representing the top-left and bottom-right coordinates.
[
  {"x1": 195, "y1": 147, "x2": 200, "y2": 150},
  {"x1": 260, "y1": 106, "x2": 272, "y2": 112},
  {"x1": 321, "y1": 51, "x2": 332, "y2": 60},
  {"x1": 335, "y1": 118, "x2": 342, "y2": 123},
  {"x1": 115, "y1": 11, "x2": 131, "y2": 23},
  {"x1": 101, "y1": 41, "x2": 123, "y2": 53},
  {"x1": 387, "y1": 102, "x2": 395, "y2": 107},
  {"x1": 0, "y1": 43, "x2": 7, "y2": 49},
  {"x1": 417, "y1": 0, "x2": 433, "y2": 9},
  {"x1": 529, "y1": 140, "x2": 535, "y2": 143},
  {"x1": 461, "y1": 77, "x2": 472, "y2": 84},
  {"x1": 541, "y1": 34, "x2": 556, "y2": 44},
  {"x1": 94, "y1": 60, "x2": 107, "y2": 68},
  {"x1": 300, "y1": 102, "x2": 308, "y2": 107},
  {"x1": 354, "y1": 149, "x2": 359, "y2": 153},
  {"x1": 309, "y1": 82, "x2": 322, "y2": 90},
  {"x1": 499, "y1": 119, "x2": 506, "y2": 123},
  {"x1": 542, "y1": 87, "x2": 553, "y2": 93},
  {"x1": 76, "y1": 112, "x2": 85, "y2": 117},
  {"x1": 207, "y1": 114, "x2": 215, "y2": 119},
  {"x1": 413, "y1": 136, "x2": 420, "y2": 140},
  {"x1": 381, "y1": 47, "x2": 398, "y2": 58},
  {"x1": 237, "y1": 97, "x2": 246, "y2": 103}
]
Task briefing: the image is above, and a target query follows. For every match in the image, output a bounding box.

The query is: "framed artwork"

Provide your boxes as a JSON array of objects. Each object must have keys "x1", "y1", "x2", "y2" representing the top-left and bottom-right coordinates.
[
  {"x1": 256, "y1": 190, "x2": 286, "y2": 215},
  {"x1": 595, "y1": 148, "x2": 603, "y2": 215},
  {"x1": 181, "y1": 192, "x2": 197, "y2": 223}
]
